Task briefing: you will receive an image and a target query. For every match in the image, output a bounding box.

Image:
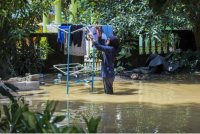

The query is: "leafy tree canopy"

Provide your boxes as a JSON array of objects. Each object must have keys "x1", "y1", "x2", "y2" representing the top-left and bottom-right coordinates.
[
  {"x1": 0, "y1": 0, "x2": 53, "y2": 78},
  {"x1": 149, "y1": 0, "x2": 200, "y2": 51}
]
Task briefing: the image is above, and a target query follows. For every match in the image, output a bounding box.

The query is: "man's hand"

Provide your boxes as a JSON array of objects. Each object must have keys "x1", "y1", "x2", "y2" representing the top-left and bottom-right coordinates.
[
  {"x1": 88, "y1": 32, "x2": 93, "y2": 40},
  {"x1": 88, "y1": 32, "x2": 96, "y2": 43}
]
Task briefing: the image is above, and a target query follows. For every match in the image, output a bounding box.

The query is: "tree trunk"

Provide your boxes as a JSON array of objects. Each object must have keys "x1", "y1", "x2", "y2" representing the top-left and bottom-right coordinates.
[{"x1": 194, "y1": 23, "x2": 200, "y2": 52}]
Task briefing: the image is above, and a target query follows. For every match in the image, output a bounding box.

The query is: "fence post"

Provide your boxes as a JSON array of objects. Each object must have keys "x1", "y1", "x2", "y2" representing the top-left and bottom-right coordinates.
[
  {"x1": 142, "y1": 33, "x2": 146, "y2": 55},
  {"x1": 161, "y1": 41, "x2": 164, "y2": 54},
  {"x1": 149, "y1": 34, "x2": 152, "y2": 54}
]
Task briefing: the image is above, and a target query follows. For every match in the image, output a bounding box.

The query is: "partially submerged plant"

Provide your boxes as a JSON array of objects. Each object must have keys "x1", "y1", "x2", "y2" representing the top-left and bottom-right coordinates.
[{"x1": 0, "y1": 84, "x2": 101, "y2": 133}]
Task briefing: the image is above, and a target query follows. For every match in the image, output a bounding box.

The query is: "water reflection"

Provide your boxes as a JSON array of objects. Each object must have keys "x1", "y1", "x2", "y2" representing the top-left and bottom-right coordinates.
[
  {"x1": 9, "y1": 73, "x2": 200, "y2": 132},
  {"x1": 31, "y1": 100, "x2": 200, "y2": 133}
]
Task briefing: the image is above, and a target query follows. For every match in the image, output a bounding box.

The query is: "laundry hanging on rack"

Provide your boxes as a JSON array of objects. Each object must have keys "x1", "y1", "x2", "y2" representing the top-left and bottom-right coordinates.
[
  {"x1": 55, "y1": 24, "x2": 115, "y2": 94},
  {"x1": 71, "y1": 25, "x2": 83, "y2": 47},
  {"x1": 58, "y1": 25, "x2": 70, "y2": 51},
  {"x1": 57, "y1": 24, "x2": 114, "y2": 56},
  {"x1": 63, "y1": 27, "x2": 86, "y2": 56},
  {"x1": 101, "y1": 32, "x2": 108, "y2": 40},
  {"x1": 64, "y1": 31, "x2": 68, "y2": 55},
  {"x1": 58, "y1": 25, "x2": 70, "y2": 45},
  {"x1": 83, "y1": 26, "x2": 96, "y2": 57},
  {"x1": 57, "y1": 24, "x2": 86, "y2": 56},
  {"x1": 58, "y1": 24, "x2": 72, "y2": 45},
  {"x1": 85, "y1": 26, "x2": 111, "y2": 57},
  {"x1": 102, "y1": 25, "x2": 114, "y2": 38},
  {"x1": 88, "y1": 26, "x2": 98, "y2": 41},
  {"x1": 96, "y1": 26, "x2": 108, "y2": 45}
]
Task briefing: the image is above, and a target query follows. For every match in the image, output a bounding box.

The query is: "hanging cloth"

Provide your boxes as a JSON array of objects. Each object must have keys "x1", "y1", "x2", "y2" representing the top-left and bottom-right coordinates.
[
  {"x1": 58, "y1": 25, "x2": 70, "y2": 45},
  {"x1": 64, "y1": 31, "x2": 86, "y2": 56},
  {"x1": 70, "y1": 25, "x2": 83, "y2": 47},
  {"x1": 58, "y1": 25, "x2": 70, "y2": 51},
  {"x1": 102, "y1": 25, "x2": 114, "y2": 38},
  {"x1": 64, "y1": 31, "x2": 68, "y2": 55},
  {"x1": 89, "y1": 26, "x2": 98, "y2": 41}
]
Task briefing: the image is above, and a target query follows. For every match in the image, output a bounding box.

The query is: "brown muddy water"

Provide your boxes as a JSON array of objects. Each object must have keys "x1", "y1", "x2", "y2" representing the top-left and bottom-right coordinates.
[{"x1": 3, "y1": 73, "x2": 200, "y2": 133}]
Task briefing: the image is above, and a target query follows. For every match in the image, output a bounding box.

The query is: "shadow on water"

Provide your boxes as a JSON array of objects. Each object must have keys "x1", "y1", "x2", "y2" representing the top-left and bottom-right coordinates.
[
  {"x1": 113, "y1": 89, "x2": 139, "y2": 95},
  {"x1": 30, "y1": 100, "x2": 200, "y2": 133},
  {"x1": 83, "y1": 87, "x2": 140, "y2": 95},
  {"x1": 20, "y1": 91, "x2": 49, "y2": 97}
]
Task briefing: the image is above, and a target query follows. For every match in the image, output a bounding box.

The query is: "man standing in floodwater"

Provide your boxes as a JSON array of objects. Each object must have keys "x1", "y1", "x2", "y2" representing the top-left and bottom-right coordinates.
[{"x1": 89, "y1": 31, "x2": 119, "y2": 94}]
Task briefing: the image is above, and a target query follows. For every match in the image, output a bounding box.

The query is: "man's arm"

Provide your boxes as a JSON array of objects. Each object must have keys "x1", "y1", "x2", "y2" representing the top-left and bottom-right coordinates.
[{"x1": 93, "y1": 41, "x2": 113, "y2": 53}]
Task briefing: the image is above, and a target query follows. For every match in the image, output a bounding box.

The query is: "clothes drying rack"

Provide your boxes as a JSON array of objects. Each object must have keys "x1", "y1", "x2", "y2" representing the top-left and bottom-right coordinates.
[
  {"x1": 53, "y1": 63, "x2": 90, "y2": 77},
  {"x1": 52, "y1": 24, "x2": 104, "y2": 95}
]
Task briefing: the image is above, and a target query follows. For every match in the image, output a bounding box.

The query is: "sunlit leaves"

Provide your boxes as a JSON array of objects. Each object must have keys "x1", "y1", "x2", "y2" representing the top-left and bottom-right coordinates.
[
  {"x1": 0, "y1": 97, "x2": 101, "y2": 133},
  {"x1": 0, "y1": 0, "x2": 53, "y2": 77},
  {"x1": 83, "y1": 116, "x2": 101, "y2": 133}
]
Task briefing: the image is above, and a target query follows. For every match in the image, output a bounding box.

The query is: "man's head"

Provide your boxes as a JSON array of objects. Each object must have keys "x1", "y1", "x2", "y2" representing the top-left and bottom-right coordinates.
[{"x1": 106, "y1": 36, "x2": 119, "y2": 50}]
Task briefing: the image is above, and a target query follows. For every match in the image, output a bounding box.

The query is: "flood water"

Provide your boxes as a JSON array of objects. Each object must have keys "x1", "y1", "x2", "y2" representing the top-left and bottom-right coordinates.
[
  {"x1": 14, "y1": 73, "x2": 200, "y2": 132},
  {"x1": 30, "y1": 101, "x2": 200, "y2": 133}
]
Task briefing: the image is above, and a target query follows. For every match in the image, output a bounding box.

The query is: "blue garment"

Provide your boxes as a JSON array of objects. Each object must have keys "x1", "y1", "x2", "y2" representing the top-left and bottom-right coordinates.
[
  {"x1": 58, "y1": 26, "x2": 70, "y2": 45},
  {"x1": 102, "y1": 25, "x2": 114, "y2": 38},
  {"x1": 93, "y1": 41, "x2": 115, "y2": 78}
]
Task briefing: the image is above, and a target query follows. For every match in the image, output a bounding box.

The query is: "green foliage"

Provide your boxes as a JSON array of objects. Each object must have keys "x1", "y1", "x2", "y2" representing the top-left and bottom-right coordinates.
[
  {"x1": 115, "y1": 66, "x2": 125, "y2": 75},
  {"x1": 76, "y1": 0, "x2": 192, "y2": 68},
  {"x1": 61, "y1": 0, "x2": 72, "y2": 23},
  {"x1": 1, "y1": 0, "x2": 199, "y2": 75},
  {"x1": 83, "y1": 116, "x2": 101, "y2": 133},
  {"x1": 39, "y1": 37, "x2": 54, "y2": 60},
  {"x1": 149, "y1": 0, "x2": 193, "y2": 29},
  {"x1": 149, "y1": 0, "x2": 171, "y2": 14},
  {"x1": 76, "y1": 0, "x2": 200, "y2": 56},
  {"x1": 0, "y1": 0, "x2": 53, "y2": 77},
  {"x1": 0, "y1": 82, "x2": 17, "y2": 102},
  {"x1": 158, "y1": 32, "x2": 180, "y2": 50},
  {"x1": 149, "y1": 0, "x2": 200, "y2": 51},
  {"x1": 116, "y1": 41, "x2": 137, "y2": 67},
  {"x1": 0, "y1": 99, "x2": 101, "y2": 133},
  {"x1": 0, "y1": 85, "x2": 101, "y2": 133},
  {"x1": 166, "y1": 50, "x2": 200, "y2": 71},
  {"x1": 13, "y1": 42, "x2": 44, "y2": 75},
  {"x1": 0, "y1": 97, "x2": 28, "y2": 133},
  {"x1": 75, "y1": 0, "x2": 149, "y2": 67}
]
